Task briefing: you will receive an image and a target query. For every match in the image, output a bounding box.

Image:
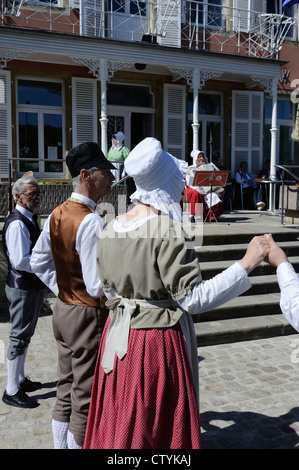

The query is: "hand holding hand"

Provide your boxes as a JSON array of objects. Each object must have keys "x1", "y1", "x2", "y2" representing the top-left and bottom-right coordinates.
[
  {"x1": 239, "y1": 235, "x2": 270, "y2": 274},
  {"x1": 264, "y1": 233, "x2": 288, "y2": 268}
]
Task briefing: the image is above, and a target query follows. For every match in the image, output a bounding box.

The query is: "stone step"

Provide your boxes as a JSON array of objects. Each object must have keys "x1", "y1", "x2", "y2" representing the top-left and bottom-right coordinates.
[
  {"x1": 194, "y1": 228, "x2": 299, "y2": 246},
  {"x1": 240, "y1": 273, "x2": 298, "y2": 296},
  {"x1": 196, "y1": 240, "x2": 299, "y2": 262},
  {"x1": 192, "y1": 293, "x2": 281, "y2": 323},
  {"x1": 198, "y1": 256, "x2": 299, "y2": 279},
  {"x1": 194, "y1": 314, "x2": 297, "y2": 347}
]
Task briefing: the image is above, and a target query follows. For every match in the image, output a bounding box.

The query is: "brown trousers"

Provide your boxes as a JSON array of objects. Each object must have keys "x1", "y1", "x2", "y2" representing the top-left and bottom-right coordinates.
[{"x1": 52, "y1": 298, "x2": 108, "y2": 447}]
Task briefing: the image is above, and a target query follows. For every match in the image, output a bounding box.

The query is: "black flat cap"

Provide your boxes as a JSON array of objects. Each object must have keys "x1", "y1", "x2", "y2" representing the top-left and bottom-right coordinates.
[{"x1": 66, "y1": 142, "x2": 116, "y2": 178}]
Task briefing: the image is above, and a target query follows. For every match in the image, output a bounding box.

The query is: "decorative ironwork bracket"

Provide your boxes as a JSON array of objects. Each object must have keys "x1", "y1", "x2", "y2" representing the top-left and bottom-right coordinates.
[
  {"x1": 169, "y1": 67, "x2": 222, "y2": 89},
  {"x1": 0, "y1": 49, "x2": 30, "y2": 69},
  {"x1": 251, "y1": 75, "x2": 280, "y2": 96},
  {"x1": 71, "y1": 56, "x2": 134, "y2": 81}
]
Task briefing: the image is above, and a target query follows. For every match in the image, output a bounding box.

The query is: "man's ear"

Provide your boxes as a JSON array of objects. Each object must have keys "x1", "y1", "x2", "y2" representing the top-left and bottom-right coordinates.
[{"x1": 80, "y1": 169, "x2": 89, "y2": 181}]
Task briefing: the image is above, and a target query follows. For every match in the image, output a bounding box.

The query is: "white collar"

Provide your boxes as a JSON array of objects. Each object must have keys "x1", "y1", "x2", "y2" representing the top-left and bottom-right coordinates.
[
  {"x1": 71, "y1": 192, "x2": 97, "y2": 210},
  {"x1": 15, "y1": 204, "x2": 34, "y2": 221}
]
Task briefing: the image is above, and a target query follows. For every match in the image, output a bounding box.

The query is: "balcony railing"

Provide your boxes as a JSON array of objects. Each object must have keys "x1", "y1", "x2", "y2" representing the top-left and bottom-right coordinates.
[{"x1": 0, "y1": 0, "x2": 295, "y2": 58}]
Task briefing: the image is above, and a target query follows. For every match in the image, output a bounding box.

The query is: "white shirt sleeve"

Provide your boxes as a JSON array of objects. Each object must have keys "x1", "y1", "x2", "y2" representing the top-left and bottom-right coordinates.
[
  {"x1": 235, "y1": 172, "x2": 243, "y2": 184},
  {"x1": 178, "y1": 262, "x2": 251, "y2": 315},
  {"x1": 277, "y1": 261, "x2": 299, "y2": 332},
  {"x1": 186, "y1": 168, "x2": 195, "y2": 187},
  {"x1": 76, "y1": 213, "x2": 106, "y2": 298},
  {"x1": 30, "y1": 215, "x2": 58, "y2": 295},
  {"x1": 5, "y1": 220, "x2": 33, "y2": 273}
]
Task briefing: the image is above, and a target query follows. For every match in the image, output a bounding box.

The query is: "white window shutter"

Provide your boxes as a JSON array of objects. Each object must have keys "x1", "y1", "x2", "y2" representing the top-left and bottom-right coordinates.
[
  {"x1": 231, "y1": 90, "x2": 263, "y2": 177},
  {"x1": 233, "y1": 0, "x2": 265, "y2": 32},
  {"x1": 81, "y1": 0, "x2": 104, "y2": 37},
  {"x1": 233, "y1": 0, "x2": 249, "y2": 31},
  {"x1": 72, "y1": 77, "x2": 98, "y2": 147},
  {"x1": 157, "y1": 0, "x2": 181, "y2": 48},
  {"x1": 163, "y1": 83, "x2": 186, "y2": 159},
  {"x1": 0, "y1": 70, "x2": 12, "y2": 180},
  {"x1": 251, "y1": 0, "x2": 265, "y2": 30}
]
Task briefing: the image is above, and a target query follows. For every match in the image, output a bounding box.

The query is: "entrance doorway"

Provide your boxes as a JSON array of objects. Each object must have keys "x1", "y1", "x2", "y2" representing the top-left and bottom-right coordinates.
[{"x1": 107, "y1": 111, "x2": 154, "y2": 152}]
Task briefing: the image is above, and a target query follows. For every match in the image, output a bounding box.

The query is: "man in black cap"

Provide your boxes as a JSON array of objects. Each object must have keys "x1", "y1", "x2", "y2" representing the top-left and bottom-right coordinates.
[{"x1": 31, "y1": 142, "x2": 115, "y2": 449}]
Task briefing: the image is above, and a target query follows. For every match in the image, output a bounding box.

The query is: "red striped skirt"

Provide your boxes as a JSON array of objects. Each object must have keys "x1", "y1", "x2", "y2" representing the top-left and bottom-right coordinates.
[{"x1": 84, "y1": 319, "x2": 202, "y2": 449}]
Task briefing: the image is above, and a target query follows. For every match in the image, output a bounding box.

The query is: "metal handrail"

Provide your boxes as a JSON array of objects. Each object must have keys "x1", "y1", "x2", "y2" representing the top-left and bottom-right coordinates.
[{"x1": 275, "y1": 165, "x2": 299, "y2": 225}]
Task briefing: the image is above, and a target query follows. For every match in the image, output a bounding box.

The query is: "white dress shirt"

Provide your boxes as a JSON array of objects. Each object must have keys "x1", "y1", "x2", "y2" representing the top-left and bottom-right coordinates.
[
  {"x1": 5, "y1": 204, "x2": 37, "y2": 273},
  {"x1": 30, "y1": 193, "x2": 105, "y2": 298},
  {"x1": 277, "y1": 261, "x2": 299, "y2": 332}
]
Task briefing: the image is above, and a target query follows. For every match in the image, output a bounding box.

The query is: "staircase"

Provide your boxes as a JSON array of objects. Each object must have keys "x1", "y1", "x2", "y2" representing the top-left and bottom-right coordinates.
[{"x1": 192, "y1": 225, "x2": 299, "y2": 346}]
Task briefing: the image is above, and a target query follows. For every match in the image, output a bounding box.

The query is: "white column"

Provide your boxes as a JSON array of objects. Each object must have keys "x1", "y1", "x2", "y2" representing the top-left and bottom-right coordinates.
[
  {"x1": 99, "y1": 58, "x2": 108, "y2": 156},
  {"x1": 191, "y1": 68, "x2": 200, "y2": 151},
  {"x1": 269, "y1": 79, "x2": 278, "y2": 213}
]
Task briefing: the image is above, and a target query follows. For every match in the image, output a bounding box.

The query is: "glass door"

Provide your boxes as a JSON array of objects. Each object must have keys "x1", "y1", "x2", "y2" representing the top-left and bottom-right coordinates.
[
  {"x1": 16, "y1": 78, "x2": 65, "y2": 177},
  {"x1": 44, "y1": 113, "x2": 63, "y2": 173},
  {"x1": 18, "y1": 111, "x2": 39, "y2": 173}
]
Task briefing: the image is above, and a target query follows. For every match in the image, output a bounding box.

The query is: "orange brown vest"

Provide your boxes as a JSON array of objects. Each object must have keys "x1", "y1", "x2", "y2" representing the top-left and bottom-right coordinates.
[{"x1": 50, "y1": 199, "x2": 101, "y2": 307}]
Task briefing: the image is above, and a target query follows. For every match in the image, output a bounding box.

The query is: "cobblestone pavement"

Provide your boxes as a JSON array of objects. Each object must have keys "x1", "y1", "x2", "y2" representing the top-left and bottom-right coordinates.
[
  {"x1": 1, "y1": 304, "x2": 299, "y2": 449},
  {"x1": 198, "y1": 335, "x2": 299, "y2": 449}
]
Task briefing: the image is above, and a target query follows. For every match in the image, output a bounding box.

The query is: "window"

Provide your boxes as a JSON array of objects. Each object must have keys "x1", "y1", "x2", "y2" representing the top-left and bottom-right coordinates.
[
  {"x1": 266, "y1": 0, "x2": 296, "y2": 40},
  {"x1": 107, "y1": 84, "x2": 153, "y2": 107},
  {"x1": 25, "y1": 0, "x2": 63, "y2": 6},
  {"x1": 188, "y1": 92, "x2": 221, "y2": 116},
  {"x1": 188, "y1": 92, "x2": 222, "y2": 161},
  {"x1": 189, "y1": 0, "x2": 223, "y2": 28},
  {"x1": 108, "y1": 0, "x2": 146, "y2": 15},
  {"x1": 107, "y1": 0, "x2": 147, "y2": 41},
  {"x1": 16, "y1": 78, "x2": 64, "y2": 177},
  {"x1": 18, "y1": 79, "x2": 62, "y2": 107},
  {"x1": 264, "y1": 97, "x2": 295, "y2": 165},
  {"x1": 265, "y1": 97, "x2": 293, "y2": 121},
  {"x1": 130, "y1": 1, "x2": 146, "y2": 15},
  {"x1": 108, "y1": 0, "x2": 125, "y2": 13}
]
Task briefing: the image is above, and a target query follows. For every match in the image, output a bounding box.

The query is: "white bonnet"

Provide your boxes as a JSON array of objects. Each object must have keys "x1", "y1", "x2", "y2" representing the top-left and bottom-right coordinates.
[
  {"x1": 113, "y1": 132, "x2": 125, "y2": 145},
  {"x1": 190, "y1": 149, "x2": 206, "y2": 166},
  {"x1": 124, "y1": 137, "x2": 188, "y2": 221}
]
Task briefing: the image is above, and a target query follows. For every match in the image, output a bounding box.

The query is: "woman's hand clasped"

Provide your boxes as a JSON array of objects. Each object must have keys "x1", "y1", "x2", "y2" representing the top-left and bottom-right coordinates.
[{"x1": 239, "y1": 235, "x2": 270, "y2": 274}]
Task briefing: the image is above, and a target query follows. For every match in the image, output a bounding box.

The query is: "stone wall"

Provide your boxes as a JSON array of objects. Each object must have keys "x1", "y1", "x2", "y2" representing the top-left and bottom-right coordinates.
[
  {"x1": 281, "y1": 185, "x2": 299, "y2": 224},
  {"x1": 0, "y1": 184, "x2": 9, "y2": 216}
]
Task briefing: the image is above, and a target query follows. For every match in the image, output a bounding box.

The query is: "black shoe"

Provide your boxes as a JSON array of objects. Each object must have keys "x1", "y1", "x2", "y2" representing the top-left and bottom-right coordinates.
[
  {"x1": 20, "y1": 377, "x2": 42, "y2": 393},
  {"x1": 2, "y1": 389, "x2": 39, "y2": 409}
]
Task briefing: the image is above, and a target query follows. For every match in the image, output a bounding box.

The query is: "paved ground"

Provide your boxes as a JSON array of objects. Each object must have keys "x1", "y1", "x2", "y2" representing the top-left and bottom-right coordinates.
[{"x1": 1, "y1": 301, "x2": 299, "y2": 450}]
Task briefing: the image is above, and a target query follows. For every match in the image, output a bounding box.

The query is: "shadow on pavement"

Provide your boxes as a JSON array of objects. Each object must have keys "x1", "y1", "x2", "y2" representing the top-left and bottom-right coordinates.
[{"x1": 200, "y1": 408, "x2": 299, "y2": 449}]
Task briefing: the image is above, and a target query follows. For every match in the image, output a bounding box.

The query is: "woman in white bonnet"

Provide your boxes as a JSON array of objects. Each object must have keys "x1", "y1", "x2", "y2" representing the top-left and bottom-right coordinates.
[
  {"x1": 185, "y1": 149, "x2": 223, "y2": 222},
  {"x1": 84, "y1": 137, "x2": 270, "y2": 449}
]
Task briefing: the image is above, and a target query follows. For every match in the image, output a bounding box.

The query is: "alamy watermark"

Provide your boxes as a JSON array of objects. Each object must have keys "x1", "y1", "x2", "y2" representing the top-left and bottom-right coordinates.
[
  {"x1": 95, "y1": 195, "x2": 204, "y2": 249},
  {"x1": 290, "y1": 79, "x2": 299, "y2": 104}
]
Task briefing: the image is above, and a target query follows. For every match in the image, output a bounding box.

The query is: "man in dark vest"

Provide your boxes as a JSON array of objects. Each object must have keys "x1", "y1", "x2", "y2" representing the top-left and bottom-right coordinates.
[
  {"x1": 31, "y1": 142, "x2": 116, "y2": 448},
  {"x1": 2, "y1": 173, "x2": 44, "y2": 409}
]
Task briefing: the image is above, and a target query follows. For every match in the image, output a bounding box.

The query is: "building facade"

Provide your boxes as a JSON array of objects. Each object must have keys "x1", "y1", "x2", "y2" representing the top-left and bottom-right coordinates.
[{"x1": 0, "y1": 0, "x2": 298, "y2": 193}]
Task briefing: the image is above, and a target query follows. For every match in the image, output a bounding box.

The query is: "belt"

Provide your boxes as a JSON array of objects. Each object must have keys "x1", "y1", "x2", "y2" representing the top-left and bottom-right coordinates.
[{"x1": 101, "y1": 296, "x2": 175, "y2": 374}]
